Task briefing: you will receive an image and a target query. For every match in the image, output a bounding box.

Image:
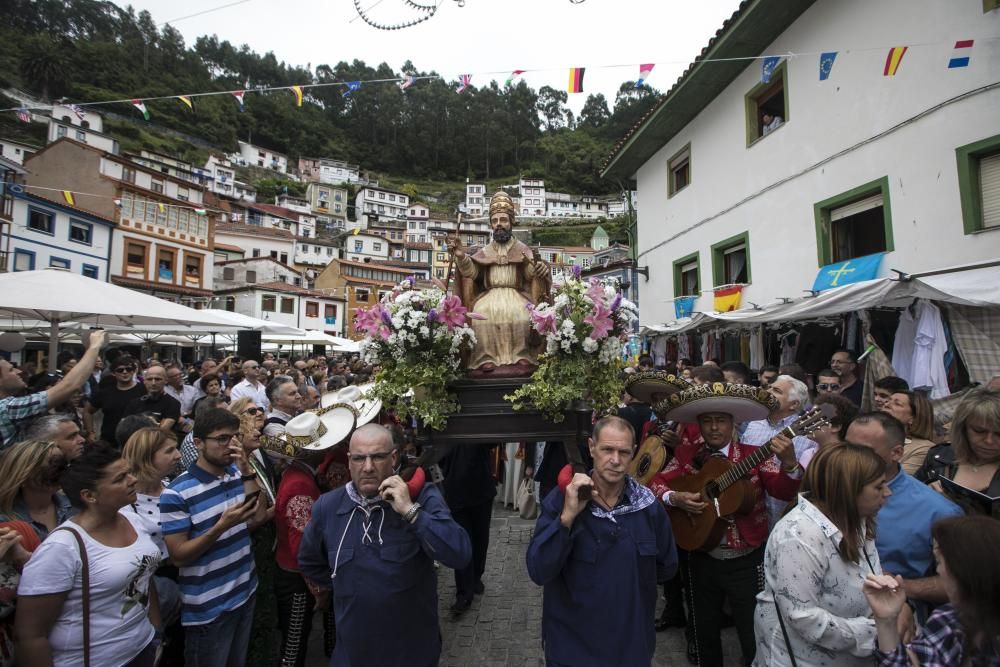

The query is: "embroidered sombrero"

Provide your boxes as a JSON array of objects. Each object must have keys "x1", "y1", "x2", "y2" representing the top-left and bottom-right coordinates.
[
  {"x1": 655, "y1": 382, "x2": 777, "y2": 424},
  {"x1": 624, "y1": 370, "x2": 689, "y2": 405},
  {"x1": 261, "y1": 403, "x2": 358, "y2": 459},
  {"x1": 321, "y1": 383, "x2": 381, "y2": 427}
]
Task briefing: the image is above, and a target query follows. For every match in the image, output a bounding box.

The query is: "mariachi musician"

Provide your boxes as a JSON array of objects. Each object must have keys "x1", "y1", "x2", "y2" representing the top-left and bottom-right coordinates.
[{"x1": 648, "y1": 383, "x2": 802, "y2": 667}]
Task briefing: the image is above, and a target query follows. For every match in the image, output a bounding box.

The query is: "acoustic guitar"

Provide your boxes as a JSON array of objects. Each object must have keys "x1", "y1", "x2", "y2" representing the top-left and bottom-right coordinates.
[{"x1": 666, "y1": 405, "x2": 832, "y2": 552}]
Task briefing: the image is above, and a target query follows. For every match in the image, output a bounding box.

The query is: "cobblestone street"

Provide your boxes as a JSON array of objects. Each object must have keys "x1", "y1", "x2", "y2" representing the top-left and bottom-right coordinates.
[{"x1": 308, "y1": 503, "x2": 739, "y2": 666}]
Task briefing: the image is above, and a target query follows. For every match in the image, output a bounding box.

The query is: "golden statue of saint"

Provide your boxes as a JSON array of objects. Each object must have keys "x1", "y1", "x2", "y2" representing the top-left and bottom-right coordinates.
[{"x1": 446, "y1": 191, "x2": 551, "y2": 375}]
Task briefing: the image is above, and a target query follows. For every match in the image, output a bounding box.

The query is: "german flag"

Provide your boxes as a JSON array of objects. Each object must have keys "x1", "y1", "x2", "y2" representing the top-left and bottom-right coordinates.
[{"x1": 568, "y1": 67, "x2": 585, "y2": 93}]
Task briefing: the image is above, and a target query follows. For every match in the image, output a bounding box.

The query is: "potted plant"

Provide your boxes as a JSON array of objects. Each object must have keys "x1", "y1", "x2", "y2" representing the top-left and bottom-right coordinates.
[
  {"x1": 354, "y1": 278, "x2": 478, "y2": 429},
  {"x1": 506, "y1": 268, "x2": 637, "y2": 422}
]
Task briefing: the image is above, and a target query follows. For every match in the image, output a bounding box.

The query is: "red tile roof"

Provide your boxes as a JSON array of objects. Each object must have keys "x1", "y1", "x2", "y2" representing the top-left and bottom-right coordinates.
[
  {"x1": 214, "y1": 222, "x2": 295, "y2": 239},
  {"x1": 249, "y1": 203, "x2": 307, "y2": 220},
  {"x1": 110, "y1": 275, "x2": 213, "y2": 297}
]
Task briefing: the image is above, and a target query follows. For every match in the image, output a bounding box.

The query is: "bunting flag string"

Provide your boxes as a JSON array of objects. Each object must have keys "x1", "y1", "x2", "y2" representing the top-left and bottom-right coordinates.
[
  {"x1": 3, "y1": 35, "x2": 993, "y2": 117},
  {"x1": 455, "y1": 74, "x2": 471, "y2": 94},
  {"x1": 67, "y1": 104, "x2": 87, "y2": 120},
  {"x1": 15, "y1": 107, "x2": 31, "y2": 123},
  {"x1": 62, "y1": 191, "x2": 75, "y2": 206},
  {"x1": 635, "y1": 63, "x2": 654, "y2": 88},
  {"x1": 15, "y1": 182, "x2": 231, "y2": 218}
]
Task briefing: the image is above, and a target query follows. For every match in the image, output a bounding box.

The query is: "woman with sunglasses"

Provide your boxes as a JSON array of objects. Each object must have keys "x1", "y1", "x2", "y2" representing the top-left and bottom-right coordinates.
[
  {"x1": 85, "y1": 355, "x2": 145, "y2": 446},
  {"x1": 16, "y1": 444, "x2": 163, "y2": 667}
]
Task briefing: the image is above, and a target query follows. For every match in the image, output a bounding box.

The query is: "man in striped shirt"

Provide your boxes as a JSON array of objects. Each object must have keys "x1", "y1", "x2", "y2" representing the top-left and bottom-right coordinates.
[{"x1": 160, "y1": 407, "x2": 267, "y2": 666}]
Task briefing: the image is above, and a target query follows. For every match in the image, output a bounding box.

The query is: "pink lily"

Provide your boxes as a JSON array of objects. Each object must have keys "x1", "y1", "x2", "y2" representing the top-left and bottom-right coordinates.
[
  {"x1": 585, "y1": 279, "x2": 605, "y2": 302},
  {"x1": 529, "y1": 307, "x2": 558, "y2": 335},
  {"x1": 435, "y1": 294, "x2": 468, "y2": 330},
  {"x1": 584, "y1": 302, "x2": 614, "y2": 340}
]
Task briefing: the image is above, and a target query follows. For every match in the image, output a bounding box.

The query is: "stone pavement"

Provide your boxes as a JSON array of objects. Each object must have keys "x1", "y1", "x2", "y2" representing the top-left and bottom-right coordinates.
[{"x1": 307, "y1": 503, "x2": 742, "y2": 666}]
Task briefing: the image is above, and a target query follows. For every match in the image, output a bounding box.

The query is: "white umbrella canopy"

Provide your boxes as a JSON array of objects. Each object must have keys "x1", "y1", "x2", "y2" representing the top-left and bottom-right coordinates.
[
  {"x1": 0, "y1": 269, "x2": 238, "y2": 369},
  {"x1": 108, "y1": 309, "x2": 305, "y2": 339},
  {"x1": 262, "y1": 330, "x2": 347, "y2": 345}
]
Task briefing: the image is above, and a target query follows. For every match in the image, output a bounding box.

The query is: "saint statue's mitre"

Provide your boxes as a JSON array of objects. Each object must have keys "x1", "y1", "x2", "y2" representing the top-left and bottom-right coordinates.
[{"x1": 489, "y1": 191, "x2": 517, "y2": 219}]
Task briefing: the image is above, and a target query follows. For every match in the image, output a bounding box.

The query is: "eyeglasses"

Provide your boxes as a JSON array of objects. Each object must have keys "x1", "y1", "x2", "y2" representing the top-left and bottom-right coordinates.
[
  {"x1": 203, "y1": 433, "x2": 240, "y2": 444},
  {"x1": 817, "y1": 383, "x2": 841, "y2": 391},
  {"x1": 348, "y1": 451, "x2": 394, "y2": 465},
  {"x1": 242, "y1": 407, "x2": 261, "y2": 416},
  {"x1": 114, "y1": 366, "x2": 135, "y2": 373}
]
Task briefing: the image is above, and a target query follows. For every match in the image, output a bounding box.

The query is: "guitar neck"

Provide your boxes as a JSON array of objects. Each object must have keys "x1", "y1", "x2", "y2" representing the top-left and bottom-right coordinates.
[{"x1": 714, "y1": 424, "x2": 795, "y2": 493}]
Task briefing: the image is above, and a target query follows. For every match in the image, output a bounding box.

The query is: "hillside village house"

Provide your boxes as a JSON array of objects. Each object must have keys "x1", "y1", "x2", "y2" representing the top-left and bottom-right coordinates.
[
  {"x1": 314, "y1": 259, "x2": 421, "y2": 338},
  {"x1": 601, "y1": 0, "x2": 1000, "y2": 329},
  {"x1": 343, "y1": 231, "x2": 390, "y2": 263},
  {"x1": 213, "y1": 222, "x2": 297, "y2": 269},
  {"x1": 236, "y1": 141, "x2": 288, "y2": 173},
  {"x1": 0, "y1": 139, "x2": 39, "y2": 166},
  {"x1": 47, "y1": 104, "x2": 118, "y2": 154},
  {"x1": 353, "y1": 185, "x2": 409, "y2": 232},
  {"x1": 297, "y1": 157, "x2": 361, "y2": 185},
  {"x1": 24, "y1": 138, "x2": 214, "y2": 305},
  {"x1": 305, "y1": 182, "x2": 348, "y2": 233}
]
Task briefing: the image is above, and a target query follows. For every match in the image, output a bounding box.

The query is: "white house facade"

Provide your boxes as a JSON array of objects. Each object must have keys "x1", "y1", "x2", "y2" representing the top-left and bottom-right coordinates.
[{"x1": 601, "y1": 0, "x2": 1000, "y2": 328}]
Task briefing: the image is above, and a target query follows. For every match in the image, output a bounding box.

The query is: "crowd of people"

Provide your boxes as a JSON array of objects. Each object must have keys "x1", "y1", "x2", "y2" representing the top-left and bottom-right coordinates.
[{"x1": 0, "y1": 331, "x2": 997, "y2": 666}]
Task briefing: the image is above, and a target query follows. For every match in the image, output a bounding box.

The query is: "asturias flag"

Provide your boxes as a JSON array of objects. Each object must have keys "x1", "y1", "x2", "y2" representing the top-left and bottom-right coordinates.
[
  {"x1": 812, "y1": 253, "x2": 884, "y2": 292},
  {"x1": 713, "y1": 285, "x2": 743, "y2": 312},
  {"x1": 674, "y1": 296, "x2": 696, "y2": 319}
]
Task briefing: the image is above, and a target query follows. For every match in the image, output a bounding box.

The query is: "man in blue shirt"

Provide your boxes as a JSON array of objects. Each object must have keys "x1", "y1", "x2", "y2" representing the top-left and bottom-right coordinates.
[
  {"x1": 298, "y1": 423, "x2": 471, "y2": 667},
  {"x1": 846, "y1": 412, "x2": 962, "y2": 609},
  {"x1": 526, "y1": 416, "x2": 677, "y2": 667}
]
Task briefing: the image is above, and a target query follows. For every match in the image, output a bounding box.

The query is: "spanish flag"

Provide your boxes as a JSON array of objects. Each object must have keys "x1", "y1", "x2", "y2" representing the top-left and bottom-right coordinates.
[
  {"x1": 568, "y1": 67, "x2": 585, "y2": 93},
  {"x1": 62, "y1": 191, "x2": 75, "y2": 206},
  {"x1": 290, "y1": 85, "x2": 304, "y2": 107},
  {"x1": 883, "y1": 47, "x2": 907, "y2": 76},
  {"x1": 178, "y1": 95, "x2": 194, "y2": 111},
  {"x1": 713, "y1": 285, "x2": 743, "y2": 312}
]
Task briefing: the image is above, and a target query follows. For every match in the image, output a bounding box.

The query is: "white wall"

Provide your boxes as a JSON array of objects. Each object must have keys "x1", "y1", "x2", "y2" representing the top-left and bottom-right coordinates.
[
  {"x1": 633, "y1": 0, "x2": 1000, "y2": 327},
  {"x1": 343, "y1": 234, "x2": 390, "y2": 262},
  {"x1": 9, "y1": 197, "x2": 112, "y2": 279},
  {"x1": 215, "y1": 230, "x2": 295, "y2": 264}
]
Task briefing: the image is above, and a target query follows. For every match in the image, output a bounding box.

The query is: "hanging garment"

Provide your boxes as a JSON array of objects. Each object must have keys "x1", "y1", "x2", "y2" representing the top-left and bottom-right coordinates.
[
  {"x1": 780, "y1": 331, "x2": 798, "y2": 366},
  {"x1": 739, "y1": 332, "x2": 751, "y2": 364},
  {"x1": 893, "y1": 300, "x2": 951, "y2": 399},
  {"x1": 651, "y1": 336, "x2": 667, "y2": 367},
  {"x1": 749, "y1": 326, "x2": 765, "y2": 371}
]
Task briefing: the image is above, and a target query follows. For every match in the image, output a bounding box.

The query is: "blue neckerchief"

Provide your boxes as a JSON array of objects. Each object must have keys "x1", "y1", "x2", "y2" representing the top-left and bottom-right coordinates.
[{"x1": 589, "y1": 475, "x2": 655, "y2": 522}]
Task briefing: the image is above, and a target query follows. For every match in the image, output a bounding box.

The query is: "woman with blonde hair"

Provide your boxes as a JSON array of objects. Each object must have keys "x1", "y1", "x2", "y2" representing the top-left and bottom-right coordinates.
[
  {"x1": 0, "y1": 440, "x2": 72, "y2": 541},
  {"x1": 754, "y1": 443, "x2": 891, "y2": 666},
  {"x1": 917, "y1": 387, "x2": 1000, "y2": 514},
  {"x1": 882, "y1": 390, "x2": 936, "y2": 475}
]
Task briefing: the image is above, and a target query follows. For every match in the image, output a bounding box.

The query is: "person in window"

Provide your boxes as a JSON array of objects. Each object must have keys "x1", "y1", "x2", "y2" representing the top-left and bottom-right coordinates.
[
  {"x1": 16, "y1": 445, "x2": 163, "y2": 667},
  {"x1": 916, "y1": 387, "x2": 1000, "y2": 515},
  {"x1": 761, "y1": 112, "x2": 783, "y2": 136},
  {"x1": 864, "y1": 515, "x2": 1000, "y2": 666},
  {"x1": 754, "y1": 443, "x2": 890, "y2": 666}
]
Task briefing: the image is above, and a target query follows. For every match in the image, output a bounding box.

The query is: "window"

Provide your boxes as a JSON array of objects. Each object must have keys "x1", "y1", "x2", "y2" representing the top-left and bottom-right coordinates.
[
  {"x1": 280, "y1": 253, "x2": 288, "y2": 264},
  {"x1": 184, "y1": 255, "x2": 201, "y2": 282},
  {"x1": 270, "y1": 251, "x2": 278, "y2": 259},
  {"x1": 262, "y1": 295, "x2": 276, "y2": 312},
  {"x1": 157, "y1": 249, "x2": 175, "y2": 281},
  {"x1": 13, "y1": 250, "x2": 35, "y2": 271},
  {"x1": 57, "y1": 126, "x2": 67, "y2": 138},
  {"x1": 389, "y1": 195, "x2": 395, "y2": 202},
  {"x1": 355, "y1": 288, "x2": 370, "y2": 302},
  {"x1": 711, "y1": 232, "x2": 751, "y2": 287},
  {"x1": 324, "y1": 304, "x2": 336, "y2": 320},
  {"x1": 49, "y1": 257, "x2": 70, "y2": 269},
  {"x1": 956, "y1": 133, "x2": 1000, "y2": 234},
  {"x1": 81, "y1": 264, "x2": 99, "y2": 279},
  {"x1": 436, "y1": 252, "x2": 445, "y2": 262},
  {"x1": 126, "y1": 241, "x2": 147, "y2": 276},
  {"x1": 246, "y1": 270, "x2": 257, "y2": 283},
  {"x1": 672, "y1": 252, "x2": 700, "y2": 297},
  {"x1": 813, "y1": 177, "x2": 893, "y2": 265},
  {"x1": 75, "y1": 130, "x2": 86, "y2": 142},
  {"x1": 177, "y1": 188, "x2": 189, "y2": 201},
  {"x1": 327, "y1": 247, "x2": 334, "y2": 256},
  {"x1": 223, "y1": 267, "x2": 235, "y2": 280},
  {"x1": 305, "y1": 301, "x2": 319, "y2": 317},
  {"x1": 379, "y1": 192, "x2": 385, "y2": 200},
  {"x1": 435, "y1": 268, "x2": 445, "y2": 278},
  {"x1": 301, "y1": 245, "x2": 309, "y2": 253},
  {"x1": 302, "y1": 229, "x2": 310, "y2": 238},
  {"x1": 122, "y1": 166, "x2": 136, "y2": 183},
  {"x1": 668, "y1": 144, "x2": 691, "y2": 197},
  {"x1": 354, "y1": 240, "x2": 363, "y2": 252},
  {"x1": 27, "y1": 209, "x2": 54, "y2": 234},
  {"x1": 252, "y1": 249, "x2": 261, "y2": 258},
  {"x1": 745, "y1": 60, "x2": 788, "y2": 145},
  {"x1": 69, "y1": 220, "x2": 92, "y2": 245},
  {"x1": 373, "y1": 242, "x2": 382, "y2": 252},
  {"x1": 280, "y1": 297, "x2": 294, "y2": 314}
]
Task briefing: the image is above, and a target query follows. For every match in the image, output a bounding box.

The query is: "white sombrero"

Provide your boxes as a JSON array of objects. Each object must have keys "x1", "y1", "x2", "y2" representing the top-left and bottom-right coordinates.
[
  {"x1": 656, "y1": 382, "x2": 777, "y2": 424},
  {"x1": 320, "y1": 384, "x2": 382, "y2": 427},
  {"x1": 262, "y1": 404, "x2": 358, "y2": 458}
]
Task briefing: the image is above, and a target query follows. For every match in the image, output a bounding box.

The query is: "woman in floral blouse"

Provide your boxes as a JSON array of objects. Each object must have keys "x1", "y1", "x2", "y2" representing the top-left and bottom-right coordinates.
[
  {"x1": 754, "y1": 443, "x2": 891, "y2": 666},
  {"x1": 865, "y1": 515, "x2": 1000, "y2": 666}
]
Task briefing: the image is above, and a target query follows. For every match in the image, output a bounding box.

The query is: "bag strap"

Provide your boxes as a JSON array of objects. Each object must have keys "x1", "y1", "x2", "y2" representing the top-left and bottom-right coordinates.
[
  {"x1": 54, "y1": 526, "x2": 90, "y2": 667},
  {"x1": 774, "y1": 597, "x2": 798, "y2": 667}
]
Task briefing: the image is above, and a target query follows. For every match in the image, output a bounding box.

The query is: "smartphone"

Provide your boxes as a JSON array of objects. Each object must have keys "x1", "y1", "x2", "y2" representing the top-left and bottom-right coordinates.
[{"x1": 240, "y1": 491, "x2": 261, "y2": 508}]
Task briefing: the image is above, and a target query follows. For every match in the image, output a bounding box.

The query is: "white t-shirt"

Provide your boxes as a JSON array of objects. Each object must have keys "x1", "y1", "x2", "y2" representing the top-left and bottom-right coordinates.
[
  {"x1": 128, "y1": 492, "x2": 168, "y2": 560},
  {"x1": 18, "y1": 511, "x2": 161, "y2": 667}
]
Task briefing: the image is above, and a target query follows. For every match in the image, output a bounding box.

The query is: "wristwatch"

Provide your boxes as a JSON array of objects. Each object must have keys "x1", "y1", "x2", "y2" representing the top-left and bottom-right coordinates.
[{"x1": 402, "y1": 502, "x2": 422, "y2": 523}]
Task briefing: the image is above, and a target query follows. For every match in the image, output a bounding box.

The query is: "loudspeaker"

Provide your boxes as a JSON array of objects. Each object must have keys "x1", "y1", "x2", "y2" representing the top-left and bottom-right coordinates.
[{"x1": 237, "y1": 330, "x2": 262, "y2": 363}]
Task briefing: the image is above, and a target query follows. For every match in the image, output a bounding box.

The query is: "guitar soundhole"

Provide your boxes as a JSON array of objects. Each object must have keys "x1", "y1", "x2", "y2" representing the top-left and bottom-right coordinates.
[
  {"x1": 638, "y1": 456, "x2": 650, "y2": 476},
  {"x1": 704, "y1": 481, "x2": 721, "y2": 500}
]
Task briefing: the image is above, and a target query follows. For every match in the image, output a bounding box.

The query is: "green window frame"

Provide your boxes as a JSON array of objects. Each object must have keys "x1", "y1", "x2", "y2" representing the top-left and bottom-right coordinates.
[
  {"x1": 985, "y1": 0, "x2": 999, "y2": 12},
  {"x1": 956, "y1": 133, "x2": 1000, "y2": 234},
  {"x1": 744, "y1": 60, "x2": 789, "y2": 147},
  {"x1": 667, "y1": 143, "x2": 691, "y2": 197},
  {"x1": 672, "y1": 251, "x2": 700, "y2": 298},
  {"x1": 711, "y1": 232, "x2": 751, "y2": 287},
  {"x1": 813, "y1": 176, "x2": 894, "y2": 266}
]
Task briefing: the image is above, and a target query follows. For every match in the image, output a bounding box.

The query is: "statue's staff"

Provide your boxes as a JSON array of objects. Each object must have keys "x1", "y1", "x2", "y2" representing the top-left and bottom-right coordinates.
[{"x1": 443, "y1": 212, "x2": 463, "y2": 293}]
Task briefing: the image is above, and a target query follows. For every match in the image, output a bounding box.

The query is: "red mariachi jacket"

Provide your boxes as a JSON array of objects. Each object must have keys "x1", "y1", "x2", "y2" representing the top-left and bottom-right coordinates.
[{"x1": 648, "y1": 440, "x2": 800, "y2": 550}]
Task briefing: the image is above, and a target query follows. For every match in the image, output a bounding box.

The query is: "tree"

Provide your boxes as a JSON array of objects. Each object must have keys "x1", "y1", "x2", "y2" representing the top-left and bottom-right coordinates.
[
  {"x1": 19, "y1": 34, "x2": 70, "y2": 99},
  {"x1": 536, "y1": 86, "x2": 568, "y2": 130},
  {"x1": 578, "y1": 94, "x2": 610, "y2": 129}
]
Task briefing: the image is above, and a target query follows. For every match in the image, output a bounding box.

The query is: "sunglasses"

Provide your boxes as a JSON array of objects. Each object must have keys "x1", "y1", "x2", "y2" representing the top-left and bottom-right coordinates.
[
  {"x1": 114, "y1": 366, "x2": 135, "y2": 373},
  {"x1": 242, "y1": 407, "x2": 261, "y2": 415}
]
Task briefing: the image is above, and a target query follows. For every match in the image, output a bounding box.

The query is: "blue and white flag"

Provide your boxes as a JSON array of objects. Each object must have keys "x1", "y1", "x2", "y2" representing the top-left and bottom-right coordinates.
[
  {"x1": 761, "y1": 56, "x2": 781, "y2": 84},
  {"x1": 812, "y1": 253, "x2": 884, "y2": 292},
  {"x1": 342, "y1": 81, "x2": 362, "y2": 98},
  {"x1": 674, "y1": 296, "x2": 697, "y2": 319},
  {"x1": 819, "y1": 52, "x2": 838, "y2": 81}
]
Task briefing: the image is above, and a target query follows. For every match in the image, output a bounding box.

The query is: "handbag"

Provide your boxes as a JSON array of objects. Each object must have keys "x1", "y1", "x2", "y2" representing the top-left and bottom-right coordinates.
[
  {"x1": 54, "y1": 526, "x2": 90, "y2": 667},
  {"x1": 774, "y1": 597, "x2": 798, "y2": 667},
  {"x1": 517, "y1": 478, "x2": 538, "y2": 520}
]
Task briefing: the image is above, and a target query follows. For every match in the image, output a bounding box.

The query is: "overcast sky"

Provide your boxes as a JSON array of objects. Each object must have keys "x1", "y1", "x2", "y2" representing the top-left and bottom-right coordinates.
[{"x1": 114, "y1": 0, "x2": 743, "y2": 113}]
